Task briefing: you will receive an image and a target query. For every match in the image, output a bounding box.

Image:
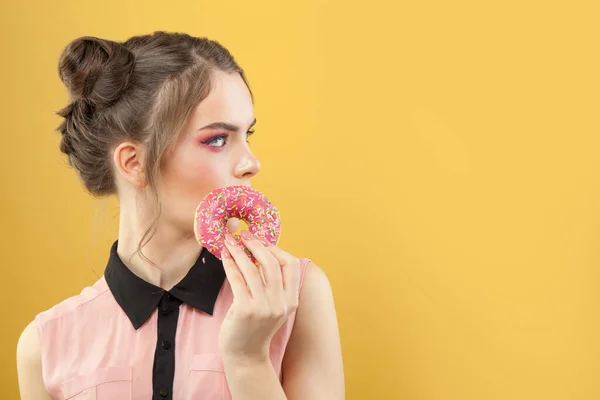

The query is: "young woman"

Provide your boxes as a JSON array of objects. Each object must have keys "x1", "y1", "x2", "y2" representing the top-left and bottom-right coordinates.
[{"x1": 16, "y1": 31, "x2": 344, "y2": 399}]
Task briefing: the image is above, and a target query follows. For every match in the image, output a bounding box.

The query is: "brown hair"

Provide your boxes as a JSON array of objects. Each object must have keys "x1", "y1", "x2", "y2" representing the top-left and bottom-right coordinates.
[{"x1": 56, "y1": 31, "x2": 251, "y2": 263}]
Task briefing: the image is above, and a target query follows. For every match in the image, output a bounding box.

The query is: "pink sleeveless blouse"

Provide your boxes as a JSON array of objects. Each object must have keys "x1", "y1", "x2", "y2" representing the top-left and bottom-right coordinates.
[{"x1": 35, "y1": 241, "x2": 309, "y2": 399}]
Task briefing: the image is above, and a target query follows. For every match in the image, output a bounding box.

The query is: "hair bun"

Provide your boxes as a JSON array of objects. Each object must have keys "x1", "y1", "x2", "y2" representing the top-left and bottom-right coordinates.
[{"x1": 58, "y1": 36, "x2": 135, "y2": 109}]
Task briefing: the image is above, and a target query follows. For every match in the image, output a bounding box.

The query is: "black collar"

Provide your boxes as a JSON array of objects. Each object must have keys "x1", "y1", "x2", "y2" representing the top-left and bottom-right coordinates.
[{"x1": 104, "y1": 240, "x2": 226, "y2": 329}]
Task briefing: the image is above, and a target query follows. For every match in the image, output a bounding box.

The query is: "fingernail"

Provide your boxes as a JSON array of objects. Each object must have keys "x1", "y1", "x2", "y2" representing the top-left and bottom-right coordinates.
[
  {"x1": 259, "y1": 237, "x2": 270, "y2": 246},
  {"x1": 221, "y1": 248, "x2": 231, "y2": 259},
  {"x1": 241, "y1": 230, "x2": 253, "y2": 240},
  {"x1": 225, "y1": 233, "x2": 236, "y2": 246}
]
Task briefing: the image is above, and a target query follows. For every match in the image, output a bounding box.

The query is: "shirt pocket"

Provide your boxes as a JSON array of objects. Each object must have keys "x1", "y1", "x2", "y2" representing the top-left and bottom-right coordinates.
[
  {"x1": 59, "y1": 366, "x2": 132, "y2": 400},
  {"x1": 186, "y1": 353, "x2": 229, "y2": 400}
]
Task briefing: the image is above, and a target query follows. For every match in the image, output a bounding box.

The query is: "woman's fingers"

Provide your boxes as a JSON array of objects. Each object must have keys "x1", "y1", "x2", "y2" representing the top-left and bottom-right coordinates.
[
  {"x1": 221, "y1": 247, "x2": 251, "y2": 301},
  {"x1": 239, "y1": 230, "x2": 283, "y2": 289},
  {"x1": 224, "y1": 232, "x2": 264, "y2": 297},
  {"x1": 226, "y1": 217, "x2": 241, "y2": 234},
  {"x1": 223, "y1": 229, "x2": 300, "y2": 311},
  {"x1": 266, "y1": 245, "x2": 301, "y2": 303}
]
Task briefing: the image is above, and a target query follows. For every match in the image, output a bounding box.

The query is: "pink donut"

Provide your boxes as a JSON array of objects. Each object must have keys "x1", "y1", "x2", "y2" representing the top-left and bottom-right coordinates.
[{"x1": 194, "y1": 185, "x2": 281, "y2": 260}]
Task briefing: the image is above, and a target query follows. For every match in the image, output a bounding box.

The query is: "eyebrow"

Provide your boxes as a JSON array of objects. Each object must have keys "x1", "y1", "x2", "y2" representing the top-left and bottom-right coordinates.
[{"x1": 197, "y1": 118, "x2": 256, "y2": 132}]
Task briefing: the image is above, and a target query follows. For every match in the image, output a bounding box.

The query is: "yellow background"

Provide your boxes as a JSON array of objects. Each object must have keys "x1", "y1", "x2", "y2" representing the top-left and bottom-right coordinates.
[{"x1": 2, "y1": 0, "x2": 599, "y2": 398}]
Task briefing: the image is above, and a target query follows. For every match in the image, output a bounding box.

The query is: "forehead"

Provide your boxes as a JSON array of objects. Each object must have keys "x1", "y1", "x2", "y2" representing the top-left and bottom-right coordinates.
[{"x1": 190, "y1": 70, "x2": 254, "y2": 126}]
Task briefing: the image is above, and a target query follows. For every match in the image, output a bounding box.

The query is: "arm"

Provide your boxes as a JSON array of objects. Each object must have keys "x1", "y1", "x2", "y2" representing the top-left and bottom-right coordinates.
[
  {"x1": 222, "y1": 355, "x2": 287, "y2": 399},
  {"x1": 282, "y1": 261, "x2": 345, "y2": 399},
  {"x1": 16, "y1": 320, "x2": 53, "y2": 399}
]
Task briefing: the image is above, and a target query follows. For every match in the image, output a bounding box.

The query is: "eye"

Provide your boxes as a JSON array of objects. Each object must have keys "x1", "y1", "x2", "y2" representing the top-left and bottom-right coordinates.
[
  {"x1": 204, "y1": 134, "x2": 228, "y2": 147},
  {"x1": 246, "y1": 129, "x2": 255, "y2": 143}
]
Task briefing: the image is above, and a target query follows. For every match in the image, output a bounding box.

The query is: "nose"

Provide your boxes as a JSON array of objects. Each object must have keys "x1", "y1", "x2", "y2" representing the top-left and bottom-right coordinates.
[{"x1": 234, "y1": 148, "x2": 261, "y2": 181}]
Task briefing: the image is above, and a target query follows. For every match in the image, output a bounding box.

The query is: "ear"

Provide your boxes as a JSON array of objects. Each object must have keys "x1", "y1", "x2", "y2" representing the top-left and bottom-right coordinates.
[{"x1": 112, "y1": 141, "x2": 148, "y2": 189}]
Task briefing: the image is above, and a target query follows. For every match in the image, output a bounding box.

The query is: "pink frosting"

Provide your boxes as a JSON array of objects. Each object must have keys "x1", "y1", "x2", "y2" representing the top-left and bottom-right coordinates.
[{"x1": 194, "y1": 185, "x2": 281, "y2": 260}]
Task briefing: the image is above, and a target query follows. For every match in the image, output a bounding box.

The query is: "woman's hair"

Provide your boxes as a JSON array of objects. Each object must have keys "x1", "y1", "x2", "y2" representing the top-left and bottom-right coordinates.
[{"x1": 56, "y1": 31, "x2": 251, "y2": 263}]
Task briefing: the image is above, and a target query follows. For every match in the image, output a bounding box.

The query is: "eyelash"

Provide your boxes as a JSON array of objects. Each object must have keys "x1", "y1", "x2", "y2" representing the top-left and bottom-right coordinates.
[{"x1": 204, "y1": 130, "x2": 255, "y2": 147}]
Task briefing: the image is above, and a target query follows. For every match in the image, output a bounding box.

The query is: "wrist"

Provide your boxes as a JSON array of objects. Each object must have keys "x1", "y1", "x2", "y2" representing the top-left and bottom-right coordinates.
[{"x1": 221, "y1": 350, "x2": 271, "y2": 369}]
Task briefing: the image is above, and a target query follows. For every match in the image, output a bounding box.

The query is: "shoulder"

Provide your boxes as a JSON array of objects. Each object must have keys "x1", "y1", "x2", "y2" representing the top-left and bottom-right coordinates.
[
  {"x1": 298, "y1": 260, "x2": 334, "y2": 300},
  {"x1": 17, "y1": 320, "x2": 41, "y2": 367},
  {"x1": 35, "y1": 278, "x2": 111, "y2": 328},
  {"x1": 283, "y1": 260, "x2": 345, "y2": 398},
  {"x1": 17, "y1": 320, "x2": 52, "y2": 399},
  {"x1": 295, "y1": 260, "x2": 338, "y2": 330}
]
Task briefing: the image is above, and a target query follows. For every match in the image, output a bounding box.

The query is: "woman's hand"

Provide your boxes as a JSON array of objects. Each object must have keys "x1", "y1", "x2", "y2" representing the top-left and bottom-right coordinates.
[{"x1": 218, "y1": 230, "x2": 301, "y2": 365}]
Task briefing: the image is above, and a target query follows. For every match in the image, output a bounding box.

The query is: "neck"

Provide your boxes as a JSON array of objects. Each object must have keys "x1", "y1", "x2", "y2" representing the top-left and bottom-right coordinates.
[{"x1": 116, "y1": 207, "x2": 201, "y2": 291}]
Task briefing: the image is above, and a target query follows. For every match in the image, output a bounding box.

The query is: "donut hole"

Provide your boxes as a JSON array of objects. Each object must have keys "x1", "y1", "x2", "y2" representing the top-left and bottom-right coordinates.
[{"x1": 226, "y1": 217, "x2": 250, "y2": 238}]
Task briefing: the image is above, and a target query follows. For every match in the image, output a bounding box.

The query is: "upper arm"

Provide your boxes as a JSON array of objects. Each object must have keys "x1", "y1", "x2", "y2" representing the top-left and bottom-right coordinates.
[
  {"x1": 16, "y1": 320, "x2": 53, "y2": 400},
  {"x1": 282, "y1": 261, "x2": 345, "y2": 400}
]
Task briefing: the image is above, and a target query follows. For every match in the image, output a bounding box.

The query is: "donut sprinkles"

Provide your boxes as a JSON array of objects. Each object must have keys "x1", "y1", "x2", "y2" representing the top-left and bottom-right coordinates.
[{"x1": 194, "y1": 185, "x2": 281, "y2": 262}]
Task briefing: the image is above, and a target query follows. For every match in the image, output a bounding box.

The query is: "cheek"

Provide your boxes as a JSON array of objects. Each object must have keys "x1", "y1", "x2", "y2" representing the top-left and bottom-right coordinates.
[
  {"x1": 175, "y1": 159, "x2": 217, "y2": 191},
  {"x1": 163, "y1": 153, "x2": 223, "y2": 202},
  {"x1": 164, "y1": 142, "x2": 205, "y2": 181},
  {"x1": 188, "y1": 164, "x2": 219, "y2": 191},
  {"x1": 160, "y1": 142, "x2": 231, "y2": 212}
]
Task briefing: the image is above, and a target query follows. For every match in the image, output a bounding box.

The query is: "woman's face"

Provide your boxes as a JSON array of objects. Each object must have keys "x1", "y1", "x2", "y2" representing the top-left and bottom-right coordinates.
[{"x1": 157, "y1": 70, "x2": 260, "y2": 234}]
